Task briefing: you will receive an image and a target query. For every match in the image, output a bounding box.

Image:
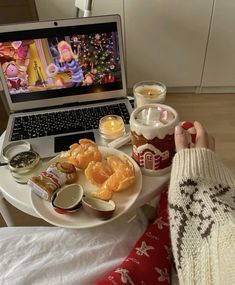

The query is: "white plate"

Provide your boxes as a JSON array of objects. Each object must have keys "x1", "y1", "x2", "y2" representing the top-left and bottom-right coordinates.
[{"x1": 30, "y1": 146, "x2": 142, "y2": 228}]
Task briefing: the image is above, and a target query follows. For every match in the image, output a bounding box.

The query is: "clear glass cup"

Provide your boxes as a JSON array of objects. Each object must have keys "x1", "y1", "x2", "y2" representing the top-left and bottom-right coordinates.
[{"x1": 133, "y1": 80, "x2": 166, "y2": 108}]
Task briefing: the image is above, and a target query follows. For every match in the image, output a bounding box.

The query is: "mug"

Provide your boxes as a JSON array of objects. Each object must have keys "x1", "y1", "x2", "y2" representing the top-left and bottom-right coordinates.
[{"x1": 129, "y1": 103, "x2": 179, "y2": 176}]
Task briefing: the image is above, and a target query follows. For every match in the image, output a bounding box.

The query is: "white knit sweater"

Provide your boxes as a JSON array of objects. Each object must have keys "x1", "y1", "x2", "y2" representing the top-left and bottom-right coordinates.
[{"x1": 169, "y1": 148, "x2": 235, "y2": 285}]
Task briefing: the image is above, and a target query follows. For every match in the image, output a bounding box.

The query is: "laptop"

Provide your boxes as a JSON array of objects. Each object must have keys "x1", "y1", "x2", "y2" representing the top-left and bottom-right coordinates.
[{"x1": 0, "y1": 15, "x2": 133, "y2": 159}]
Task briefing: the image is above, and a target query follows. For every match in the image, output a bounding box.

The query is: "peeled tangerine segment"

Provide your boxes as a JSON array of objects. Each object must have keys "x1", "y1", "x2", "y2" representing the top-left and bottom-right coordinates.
[
  {"x1": 106, "y1": 155, "x2": 135, "y2": 177},
  {"x1": 104, "y1": 171, "x2": 135, "y2": 192},
  {"x1": 56, "y1": 162, "x2": 76, "y2": 173},
  {"x1": 85, "y1": 161, "x2": 113, "y2": 186},
  {"x1": 114, "y1": 176, "x2": 135, "y2": 192},
  {"x1": 91, "y1": 184, "x2": 113, "y2": 201},
  {"x1": 68, "y1": 139, "x2": 102, "y2": 169},
  {"x1": 78, "y1": 139, "x2": 97, "y2": 146},
  {"x1": 106, "y1": 155, "x2": 124, "y2": 171},
  {"x1": 90, "y1": 155, "x2": 136, "y2": 200}
]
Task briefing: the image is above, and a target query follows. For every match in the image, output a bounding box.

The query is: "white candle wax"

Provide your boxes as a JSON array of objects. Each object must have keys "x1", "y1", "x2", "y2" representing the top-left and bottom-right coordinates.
[{"x1": 134, "y1": 82, "x2": 166, "y2": 108}]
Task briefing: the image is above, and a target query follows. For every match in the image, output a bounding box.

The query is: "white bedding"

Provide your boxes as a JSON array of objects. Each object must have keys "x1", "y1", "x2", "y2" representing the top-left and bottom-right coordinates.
[{"x1": 0, "y1": 214, "x2": 147, "y2": 285}]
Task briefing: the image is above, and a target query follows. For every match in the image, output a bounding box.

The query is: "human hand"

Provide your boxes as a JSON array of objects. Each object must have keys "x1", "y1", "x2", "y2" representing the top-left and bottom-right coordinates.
[{"x1": 175, "y1": 121, "x2": 215, "y2": 152}]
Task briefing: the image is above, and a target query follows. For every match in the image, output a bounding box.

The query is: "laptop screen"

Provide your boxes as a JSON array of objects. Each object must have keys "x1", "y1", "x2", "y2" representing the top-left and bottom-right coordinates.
[{"x1": 0, "y1": 15, "x2": 126, "y2": 112}]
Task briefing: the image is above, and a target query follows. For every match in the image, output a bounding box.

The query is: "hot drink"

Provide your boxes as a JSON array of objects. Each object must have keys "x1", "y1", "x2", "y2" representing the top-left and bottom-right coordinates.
[{"x1": 130, "y1": 104, "x2": 179, "y2": 175}]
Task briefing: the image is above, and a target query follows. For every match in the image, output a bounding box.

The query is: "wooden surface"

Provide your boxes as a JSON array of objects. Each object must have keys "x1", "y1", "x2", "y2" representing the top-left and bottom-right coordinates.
[
  {"x1": 165, "y1": 93, "x2": 235, "y2": 173},
  {"x1": 0, "y1": 92, "x2": 235, "y2": 226},
  {"x1": 0, "y1": 92, "x2": 234, "y2": 169}
]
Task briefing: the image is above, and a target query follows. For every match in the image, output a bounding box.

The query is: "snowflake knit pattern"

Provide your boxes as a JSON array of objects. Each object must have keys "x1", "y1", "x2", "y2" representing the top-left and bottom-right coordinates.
[
  {"x1": 169, "y1": 148, "x2": 235, "y2": 285},
  {"x1": 95, "y1": 189, "x2": 172, "y2": 285}
]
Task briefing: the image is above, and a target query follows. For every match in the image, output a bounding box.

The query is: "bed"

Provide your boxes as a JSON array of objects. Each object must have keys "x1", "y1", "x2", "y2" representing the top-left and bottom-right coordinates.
[{"x1": 0, "y1": 213, "x2": 148, "y2": 285}]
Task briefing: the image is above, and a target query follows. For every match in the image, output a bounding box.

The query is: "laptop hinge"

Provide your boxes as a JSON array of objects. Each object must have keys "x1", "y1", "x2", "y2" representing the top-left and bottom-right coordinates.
[{"x1": 13, "y1": 97, "x2": 127, "y2": 114}]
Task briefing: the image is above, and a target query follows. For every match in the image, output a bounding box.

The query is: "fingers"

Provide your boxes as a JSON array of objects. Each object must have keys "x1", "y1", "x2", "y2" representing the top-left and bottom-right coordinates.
[
  {"x1": 193, "y1": 121, "x2": 215, "y2": 150},
  {"x1": 175, "y1": 121, "x2": 215, "y2": 152},
  {"x1": 193, "y1": 121, "x2": 208, "y2": 148},
  {"x1": 208, "y1": 135, "x2": 215, "y2": 151},
  {"x1": 174, "y1": 125, "x2": 188, "y2": 152},
  {"x1": 175, "y1": 121, "x2": 215, "y2": 151}
]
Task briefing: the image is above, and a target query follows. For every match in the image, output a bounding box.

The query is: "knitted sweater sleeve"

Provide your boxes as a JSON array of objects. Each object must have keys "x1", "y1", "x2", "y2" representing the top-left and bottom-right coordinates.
[{"x1": 169, "y1": 148, "x2": 235, "y2": 285}]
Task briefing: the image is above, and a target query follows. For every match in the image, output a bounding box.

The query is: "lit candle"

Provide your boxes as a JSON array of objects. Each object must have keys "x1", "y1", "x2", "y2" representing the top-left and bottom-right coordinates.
[
  {"x1": 139, "y1": 87, "x2": 162, "y2": 97},
  {"x1": 99, "y1": 115, "x2": 125, "y2": 140},
  {"x1": 133, "y1": 81, "x2": 166, "y2": 108}
]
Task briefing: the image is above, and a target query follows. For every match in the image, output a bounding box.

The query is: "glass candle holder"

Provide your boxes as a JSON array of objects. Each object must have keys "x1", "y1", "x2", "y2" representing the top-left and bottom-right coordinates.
[
  {"x1": 99, "y1": 115, "x2": 125, "y2": 140},
  {"x1": 8, "y1": 150, "x2": 41, "y2": 184},
  {"x1": 133, "y1": 80, "x2": 166, "y2": 108}
]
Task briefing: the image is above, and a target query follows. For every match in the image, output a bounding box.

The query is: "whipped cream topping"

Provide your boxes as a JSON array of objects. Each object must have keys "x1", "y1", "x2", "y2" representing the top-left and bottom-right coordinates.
[
  {"x1": 136, "y1": 106, "x2": 174, "y2": 127},
  {"x1": 130, "y1": 104, "x2": 179, "y2": 140}
]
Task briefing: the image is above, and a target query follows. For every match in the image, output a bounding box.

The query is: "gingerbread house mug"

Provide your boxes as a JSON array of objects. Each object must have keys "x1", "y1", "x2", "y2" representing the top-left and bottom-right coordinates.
[{"x1": 129, "y1": 103, "x2": 179, "y2": 176}]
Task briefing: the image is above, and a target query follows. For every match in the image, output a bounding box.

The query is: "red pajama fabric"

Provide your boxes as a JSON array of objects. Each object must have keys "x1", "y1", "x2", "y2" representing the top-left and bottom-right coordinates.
[{"x1": 95, "y1": 190, "x2": 171, "y2": 285}]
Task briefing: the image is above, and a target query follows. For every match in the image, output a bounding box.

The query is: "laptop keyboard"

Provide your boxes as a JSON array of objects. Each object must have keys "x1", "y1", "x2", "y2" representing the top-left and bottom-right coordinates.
[{"x1": 11, "y1": 103, "x2": 130, "y2": 141}]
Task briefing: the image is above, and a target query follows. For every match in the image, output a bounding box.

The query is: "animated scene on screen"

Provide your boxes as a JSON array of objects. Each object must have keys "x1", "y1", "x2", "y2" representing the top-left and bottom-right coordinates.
[{"x1": 0, "y1": 32, "x2": 121, "y2": 96}]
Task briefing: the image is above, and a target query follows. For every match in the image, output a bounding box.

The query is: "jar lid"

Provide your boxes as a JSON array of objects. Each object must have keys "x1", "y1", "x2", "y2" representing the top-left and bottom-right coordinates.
[
  {"x1": 8, "y1": 151, "x2": 40, "y2": 173},
  {"x1": 2, "y1": 141, "x2": 31, "y2": 162}
]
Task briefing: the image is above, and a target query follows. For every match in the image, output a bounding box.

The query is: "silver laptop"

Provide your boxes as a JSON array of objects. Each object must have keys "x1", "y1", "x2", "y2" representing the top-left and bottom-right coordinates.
[{"x1": 0, "y1": 15, "x2": 133, "y2": 159}]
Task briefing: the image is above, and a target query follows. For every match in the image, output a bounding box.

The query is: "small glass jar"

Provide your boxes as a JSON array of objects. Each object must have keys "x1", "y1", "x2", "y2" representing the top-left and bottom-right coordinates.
[
  {"x1": 2, "y1": 140, "x2": 31, "y2": 162},
  {"x1": 133, "y1": 80, "x2": 166, "y2": 108},
  {"x1": 99, "y1": 115, "x2": 125, "y2": 140},
  {"x1": 8, "y1": 151, "x2": 41, "y2": 184}
]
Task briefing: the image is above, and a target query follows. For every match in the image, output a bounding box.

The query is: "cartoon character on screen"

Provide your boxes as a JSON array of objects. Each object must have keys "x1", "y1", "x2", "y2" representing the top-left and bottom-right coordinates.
[
  {"x1": 46, "y1": 40, "x2": 84, "y2": 86},
  {"x1": 2, "y1": 61, "x2": 28, "y2": 92},
  {"x1": 83, "y1": 72, "x2": 94, "y2": 85},
  {"x1": 0, "y1": 43, "x2": 5, "y2": 57},
  {"x1": 11, "y1": 41, "x2": 30, "y2": 67}
]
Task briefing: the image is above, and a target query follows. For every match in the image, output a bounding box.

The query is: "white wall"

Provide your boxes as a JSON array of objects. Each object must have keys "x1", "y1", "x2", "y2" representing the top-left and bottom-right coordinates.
[
  {"x1": 35, "y1": 0, "x2": 213, "y2": 90},
  {"x1": 0, "y1": 0, "x2": 38, "y2": 24},
  {"x1": 124, "y1": 0, "x2": 213, "y2": 89},
  {"x1": 202, "y1": 0, "x2": 235, "y2": 87},
  {"x1": 35, "y1": 0, "x2": 77, "y2": 20},
  {"x1": 35, "y1": 0, "x2": 124, "y2": 20},
  {"x1": 36, "y1": 0, "x2": 125, "y2": 35},
  {"x1": 79, "y1": 0, "x2": 124, "y2": 38}
]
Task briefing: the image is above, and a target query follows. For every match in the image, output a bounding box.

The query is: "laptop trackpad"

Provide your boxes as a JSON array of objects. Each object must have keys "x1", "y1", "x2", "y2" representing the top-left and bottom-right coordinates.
[{"x1": 54, "y1": 132, "x2": 95, "y2": 153}]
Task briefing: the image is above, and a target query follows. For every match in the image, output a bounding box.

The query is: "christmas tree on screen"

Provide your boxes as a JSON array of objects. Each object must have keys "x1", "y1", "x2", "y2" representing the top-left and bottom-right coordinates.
[{"x1": 70, "y1": 32, "x2": 121, "y2": 85}]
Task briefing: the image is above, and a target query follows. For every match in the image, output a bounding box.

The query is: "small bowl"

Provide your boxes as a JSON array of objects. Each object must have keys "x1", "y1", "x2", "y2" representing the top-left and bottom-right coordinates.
[
  {"x1": 52, "y1": 184, "x2": 84, "y2": 214},
  {"x1": 82, "y1": 196, "x2": 116, "y2": 220}
]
